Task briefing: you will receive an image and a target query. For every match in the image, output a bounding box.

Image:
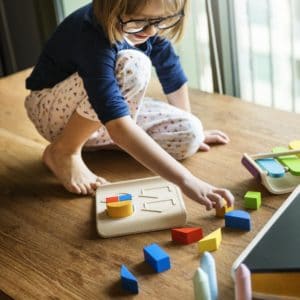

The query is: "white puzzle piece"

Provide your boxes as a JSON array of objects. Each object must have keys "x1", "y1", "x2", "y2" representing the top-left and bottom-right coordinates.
[{"x1": 95, "y1": 176, "x2": 187, "y2": 237}]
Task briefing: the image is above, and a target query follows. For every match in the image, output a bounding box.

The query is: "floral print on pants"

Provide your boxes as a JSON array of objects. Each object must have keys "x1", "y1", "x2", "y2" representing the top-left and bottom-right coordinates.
[{"x1": 25, "y1": 49, "x2": 204, "y2": 160}]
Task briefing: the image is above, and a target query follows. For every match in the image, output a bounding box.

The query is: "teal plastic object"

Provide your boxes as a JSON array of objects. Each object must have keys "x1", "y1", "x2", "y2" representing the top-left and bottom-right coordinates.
[
  {"x1": 200, "y1": 252, "x2": 218, "y2": 300},
  {"x1": 255, "y1": 158, "x2": 285, "y2": 178},
  {"x1": 193, "y1": 267, "x2": 212, "y2": 300}
]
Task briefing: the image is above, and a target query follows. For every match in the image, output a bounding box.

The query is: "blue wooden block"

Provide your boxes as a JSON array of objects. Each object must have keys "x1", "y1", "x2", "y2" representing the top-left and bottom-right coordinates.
[
  {"x1": 255, "y1": 158, "x2": 285, "y2": 178},
  {"x1": 224, "y1": 210, "x2": 251, "y2": 231},
  {"x1": 119, "y1": 193, "x2": 132, "y2": 201},
  {"x1": 143, "y1": 243, "x2": 171, "y2": 273},
  {"x1": 120, "y1": 265, "x2": 138, "y2": 294}
]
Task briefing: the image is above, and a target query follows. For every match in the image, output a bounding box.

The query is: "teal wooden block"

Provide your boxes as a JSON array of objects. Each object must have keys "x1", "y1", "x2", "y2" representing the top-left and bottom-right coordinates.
[
  {"x1": 200, "y1": 252, "x2": 218, "y2": 300},
  {"x1": 255, "y1": 158, "x2": 285, "y2": 178},
  {"x1": 193, "y1": 267, "x2": 211, "y2": 300}
]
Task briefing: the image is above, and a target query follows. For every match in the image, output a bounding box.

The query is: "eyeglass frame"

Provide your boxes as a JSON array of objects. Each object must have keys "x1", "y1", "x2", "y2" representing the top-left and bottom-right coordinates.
[{"x1": 119, "y1": 10, "x2": 185, "y2": 34}]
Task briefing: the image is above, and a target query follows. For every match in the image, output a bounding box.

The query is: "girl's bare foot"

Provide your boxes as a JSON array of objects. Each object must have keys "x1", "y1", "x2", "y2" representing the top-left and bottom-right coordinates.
[{"x1": 43, "y1": 144, "x2": 107, "y2": 194}]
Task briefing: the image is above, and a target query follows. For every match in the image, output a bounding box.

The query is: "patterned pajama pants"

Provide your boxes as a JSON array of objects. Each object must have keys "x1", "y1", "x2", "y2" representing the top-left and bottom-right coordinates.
[{"x1": 25, "y1": 50, "x2": 204, "y2": 160}]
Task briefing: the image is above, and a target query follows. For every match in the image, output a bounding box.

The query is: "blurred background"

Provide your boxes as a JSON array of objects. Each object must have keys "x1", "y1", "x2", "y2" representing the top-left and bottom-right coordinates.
[{"x1": 0, "y1": 0, "x2": 299, "y2": 113}]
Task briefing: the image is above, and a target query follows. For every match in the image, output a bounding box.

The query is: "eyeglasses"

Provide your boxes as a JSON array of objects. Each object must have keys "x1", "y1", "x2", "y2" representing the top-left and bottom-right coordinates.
[{"x1": 119, "y1": 11, "x2": 184, "y2": 34}]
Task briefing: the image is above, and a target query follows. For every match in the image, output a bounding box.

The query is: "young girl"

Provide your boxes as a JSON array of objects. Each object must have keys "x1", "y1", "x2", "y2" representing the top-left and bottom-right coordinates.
[{"x1": 25, "y1": 0, "x2": 234, "y2": 210}]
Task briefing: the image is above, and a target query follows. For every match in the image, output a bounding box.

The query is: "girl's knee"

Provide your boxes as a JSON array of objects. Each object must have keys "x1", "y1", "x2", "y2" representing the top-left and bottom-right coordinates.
[
  {"x1": 180, "y1": 115, "x2": 204, "y2": 159},
  {"x1": 164, "y1": 114, "x2": 205, "y2": 160},
  {"x1": 116, "y1": 49, "x2": 151, "y2": 91}
]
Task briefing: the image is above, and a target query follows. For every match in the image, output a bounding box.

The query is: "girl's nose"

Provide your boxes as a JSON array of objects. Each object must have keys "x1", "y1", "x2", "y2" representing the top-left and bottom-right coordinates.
[{"x1": 143, "y1": 24, "x2": 158, "y2": 36}]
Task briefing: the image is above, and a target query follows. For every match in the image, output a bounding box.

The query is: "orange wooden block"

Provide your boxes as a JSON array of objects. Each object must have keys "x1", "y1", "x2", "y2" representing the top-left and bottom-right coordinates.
[
  {"x1": 171, "y1": 227, "x2": 203, "y2": 244},
  {"x1": 215, "y1": 199, "x2": 234, "y2": 218}
]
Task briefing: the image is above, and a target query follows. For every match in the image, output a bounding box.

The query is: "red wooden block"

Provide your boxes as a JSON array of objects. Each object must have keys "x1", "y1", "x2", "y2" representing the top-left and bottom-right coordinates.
[
  {"x1": 171, "y1": 227, "x2": 203, "y2": 244},
  {"x1": 106, "y1": 196, "x2": 119, "y2": 203}
]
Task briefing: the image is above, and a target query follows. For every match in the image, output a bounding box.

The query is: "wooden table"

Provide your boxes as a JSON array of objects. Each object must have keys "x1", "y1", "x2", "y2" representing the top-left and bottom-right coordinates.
[{"x1": 0, "y1": 70, "x2": 299, "y2": 299}]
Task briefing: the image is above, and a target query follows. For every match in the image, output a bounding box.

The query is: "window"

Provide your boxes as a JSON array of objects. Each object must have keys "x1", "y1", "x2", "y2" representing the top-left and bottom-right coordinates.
[
  {"x1": 58, "y1": 0, "x2": 90, "y2": 18},
  {"x1": 56, "y1": 0, "x2": 300, "y2": 113},
  {"x1": 56, "y1": 0, "x2": 213, "y2": 93},
  {"x1": 233, "y1": 0, "x2": 300, "y2": 112},
  {"x1": 176, "y1": 0, "x2": 213, "y2": 92}
]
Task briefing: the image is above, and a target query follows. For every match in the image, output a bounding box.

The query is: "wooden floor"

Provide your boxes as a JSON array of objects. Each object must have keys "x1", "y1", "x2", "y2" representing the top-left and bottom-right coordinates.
[{"x1": 0, "y1": 69, "x2": 299, "y2": 299}]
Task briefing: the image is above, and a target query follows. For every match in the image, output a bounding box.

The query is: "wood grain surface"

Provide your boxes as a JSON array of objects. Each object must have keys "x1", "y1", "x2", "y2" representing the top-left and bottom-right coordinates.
[{"x1": 0, "y1": 69, "x2": 299, "y2": 299}]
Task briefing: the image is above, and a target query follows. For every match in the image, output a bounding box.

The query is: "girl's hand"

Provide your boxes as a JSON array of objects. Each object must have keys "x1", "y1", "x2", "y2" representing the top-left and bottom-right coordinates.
[
  {"x1": 198, "y1": 130, "x2": 230, "y2": 151},
  {"x1": 181, "y1": 175, "x2": 234, "y2": 211}
]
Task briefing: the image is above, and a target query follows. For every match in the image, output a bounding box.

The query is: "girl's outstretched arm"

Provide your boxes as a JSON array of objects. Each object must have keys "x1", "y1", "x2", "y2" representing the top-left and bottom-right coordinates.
[{"x1": 106, "y1": 116, "x2": 234, "y2": 210}]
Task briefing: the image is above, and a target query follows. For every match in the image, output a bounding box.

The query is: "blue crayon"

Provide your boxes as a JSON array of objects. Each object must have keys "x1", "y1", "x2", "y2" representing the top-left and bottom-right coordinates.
[
  {"x1": 193, "y1": 267, "x2": 212, "y2": 300},
  {"x1": 200, "y1": 252, "x2": 218, "y2": 300}
]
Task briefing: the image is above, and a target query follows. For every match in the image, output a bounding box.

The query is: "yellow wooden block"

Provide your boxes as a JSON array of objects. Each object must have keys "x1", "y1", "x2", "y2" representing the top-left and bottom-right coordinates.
[
  {"x1": 106, "y1": 200, "x2": 133, "y2": 218},
  {"x1": 198, "y1": 228, "x2": 222, "y2": 253},
  {"x1": 215, "y1": 199, "x2": 234, "y2": 218}
]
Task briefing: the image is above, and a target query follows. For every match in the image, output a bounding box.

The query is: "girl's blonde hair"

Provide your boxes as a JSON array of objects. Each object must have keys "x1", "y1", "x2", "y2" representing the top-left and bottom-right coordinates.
[{"x1": 93, "y1": 0, "x2": 189, "y2": 45}]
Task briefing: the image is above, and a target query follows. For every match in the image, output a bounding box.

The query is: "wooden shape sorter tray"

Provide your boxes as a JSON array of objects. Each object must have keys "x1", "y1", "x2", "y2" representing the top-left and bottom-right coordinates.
[{"x1": 95, "y1": 176, "x2": 187, "y2": 238}]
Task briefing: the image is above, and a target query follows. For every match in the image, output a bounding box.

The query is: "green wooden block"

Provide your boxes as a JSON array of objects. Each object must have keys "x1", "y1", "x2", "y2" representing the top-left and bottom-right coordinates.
[{"x1": 244, "y1": 191, "x2": 261, "y2": 210}]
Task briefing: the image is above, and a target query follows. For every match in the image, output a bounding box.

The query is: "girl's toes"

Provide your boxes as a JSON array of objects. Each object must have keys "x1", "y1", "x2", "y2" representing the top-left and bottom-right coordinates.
[
  {"x1": 96, "y1": 177, "x2": 109, "y2": 184},
  {"x1": 67, "y1": 182, "x2": 81, "y2": 194}
]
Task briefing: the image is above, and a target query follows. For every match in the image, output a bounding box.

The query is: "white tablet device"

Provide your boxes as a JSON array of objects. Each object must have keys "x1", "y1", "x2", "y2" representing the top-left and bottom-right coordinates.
[
  {"x1": 232, "y1": 185, "x2": 300, "y2": 298},
  {"x1": 95, "y1": 176, "x2": 187, "y2": 238}
]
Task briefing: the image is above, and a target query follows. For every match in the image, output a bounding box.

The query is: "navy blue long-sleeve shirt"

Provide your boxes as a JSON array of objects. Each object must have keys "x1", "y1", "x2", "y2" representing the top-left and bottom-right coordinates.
[{"x1": 26, "y1": 3, "x2": 187, "y2": 124}]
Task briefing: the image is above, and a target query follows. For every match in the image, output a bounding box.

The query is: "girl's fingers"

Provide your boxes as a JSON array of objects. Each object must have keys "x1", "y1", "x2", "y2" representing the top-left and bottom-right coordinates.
[
  {"x1": 204, "y1": 130, "x2": 230, "y2": 144},
  {"x1": 205, "y1": 129, "x2": 229, "y2": 139},
  {"x1": 203, "y1": 197, "x2": 213, "y2": 211},
  {"x1": 204, "y1": 134, "x2": 229, "y2": 145},
  {"x1": 198, "y1": 143, "x2": 210, "y2": 151},
  {"x1": 213, "y1": 188, "x2": 235, "y2": 207},
  {"x1": 207, "y1": 193, "x2": 225, "y2": 209}
]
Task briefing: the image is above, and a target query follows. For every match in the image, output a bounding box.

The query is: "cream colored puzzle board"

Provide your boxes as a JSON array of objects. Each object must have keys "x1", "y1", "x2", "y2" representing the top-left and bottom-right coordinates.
[{"x1": 95, "y1": 176, "x2": 187, "y2": 237}]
